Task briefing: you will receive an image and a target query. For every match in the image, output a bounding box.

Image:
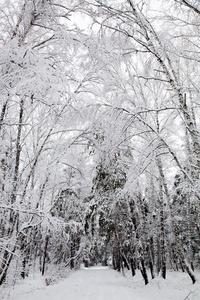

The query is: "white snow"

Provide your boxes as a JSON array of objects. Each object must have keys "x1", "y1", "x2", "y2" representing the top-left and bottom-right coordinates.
[{"x1": 1, "y1": 266, "x2": 200, "y2": 300}]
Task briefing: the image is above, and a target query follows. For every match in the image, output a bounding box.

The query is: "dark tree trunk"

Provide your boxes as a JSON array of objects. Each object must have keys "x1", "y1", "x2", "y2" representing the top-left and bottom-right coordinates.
[
  {"x1": 140, "y1": 259, "x2": 149, "y2": 285},
  {"x1": 21, "y1": 259, "x2": 26, "y2": 279},
  {"x1": 0, "y1": 99, "x2": 8, "y2": 131},
  {"x1": 113, "y1": 232, "x2": 121, "y2": 272},
  {"x1": 42, "y1": 234, "x2": 49, "y2": 276},
  {"x1": 130, "y1": 258, "x2": 136, "y2": 276},
  {"x1": 70, "y1": 239, "x2": 75, "y2": 269}
]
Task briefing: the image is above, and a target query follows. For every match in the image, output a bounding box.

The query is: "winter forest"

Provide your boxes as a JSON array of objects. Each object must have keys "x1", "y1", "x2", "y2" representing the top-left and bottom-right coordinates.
[{"x1": 0, "y1": 0, "x2": 200, "y2": 291}]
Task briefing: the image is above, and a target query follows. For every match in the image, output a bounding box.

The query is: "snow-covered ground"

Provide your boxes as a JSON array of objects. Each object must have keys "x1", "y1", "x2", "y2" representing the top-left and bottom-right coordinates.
[{"x1": 1, "y1": 266, "x2": 200, "y2": 300}]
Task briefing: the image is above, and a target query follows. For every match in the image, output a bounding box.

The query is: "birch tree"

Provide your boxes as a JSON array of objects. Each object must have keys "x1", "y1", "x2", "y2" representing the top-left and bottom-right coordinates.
[{"x1": 0, "y1": 0, "x2": 94, "y2": 284}]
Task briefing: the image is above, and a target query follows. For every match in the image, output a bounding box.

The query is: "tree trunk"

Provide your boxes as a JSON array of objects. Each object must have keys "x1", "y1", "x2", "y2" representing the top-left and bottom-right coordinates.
[
  {"x1": 0, "y1": 235, "x2": 20, "y2": 285},
  {"x1": 130, "y1": 258, "x2": 136, "y2": 276},
  {"x1": 157, "y1": 159, "x2": 167, "y2": 279},
  {"x1": 42, "y1": 234, "x2": 49, "y2": 276},
  {"x1": 0, "y1": 99, "x2": 8, "y2": 132},
  {"x1": 70, "y1": 238, "x2": 75, "y2": 269},
  {"x1": 140, "y1": 259, "x2": 149, "y2": 285},
  {"x1": 11, "y1": 98, "x2": 24, "y2": 204},
  {"x1": 113, "y1": 231, "x2": 121, "y2": 272}
]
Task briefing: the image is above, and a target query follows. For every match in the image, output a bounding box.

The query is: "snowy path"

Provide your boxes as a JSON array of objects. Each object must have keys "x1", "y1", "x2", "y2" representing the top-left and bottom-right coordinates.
[
  {"x1": 59, "y1": 266, "x2": 136, "y2": 300},
  {"x1": 6, "y1": 267, "x2": 139, "y2": 300},
  {"x1": 2, "y1": 266, "x2": 200, "y2": 300}
]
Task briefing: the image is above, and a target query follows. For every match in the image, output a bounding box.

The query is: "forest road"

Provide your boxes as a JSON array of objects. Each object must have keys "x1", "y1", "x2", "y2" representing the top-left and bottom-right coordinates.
[{"x1": 11, "y1": 266, "x2": 143, "y2": 300}]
